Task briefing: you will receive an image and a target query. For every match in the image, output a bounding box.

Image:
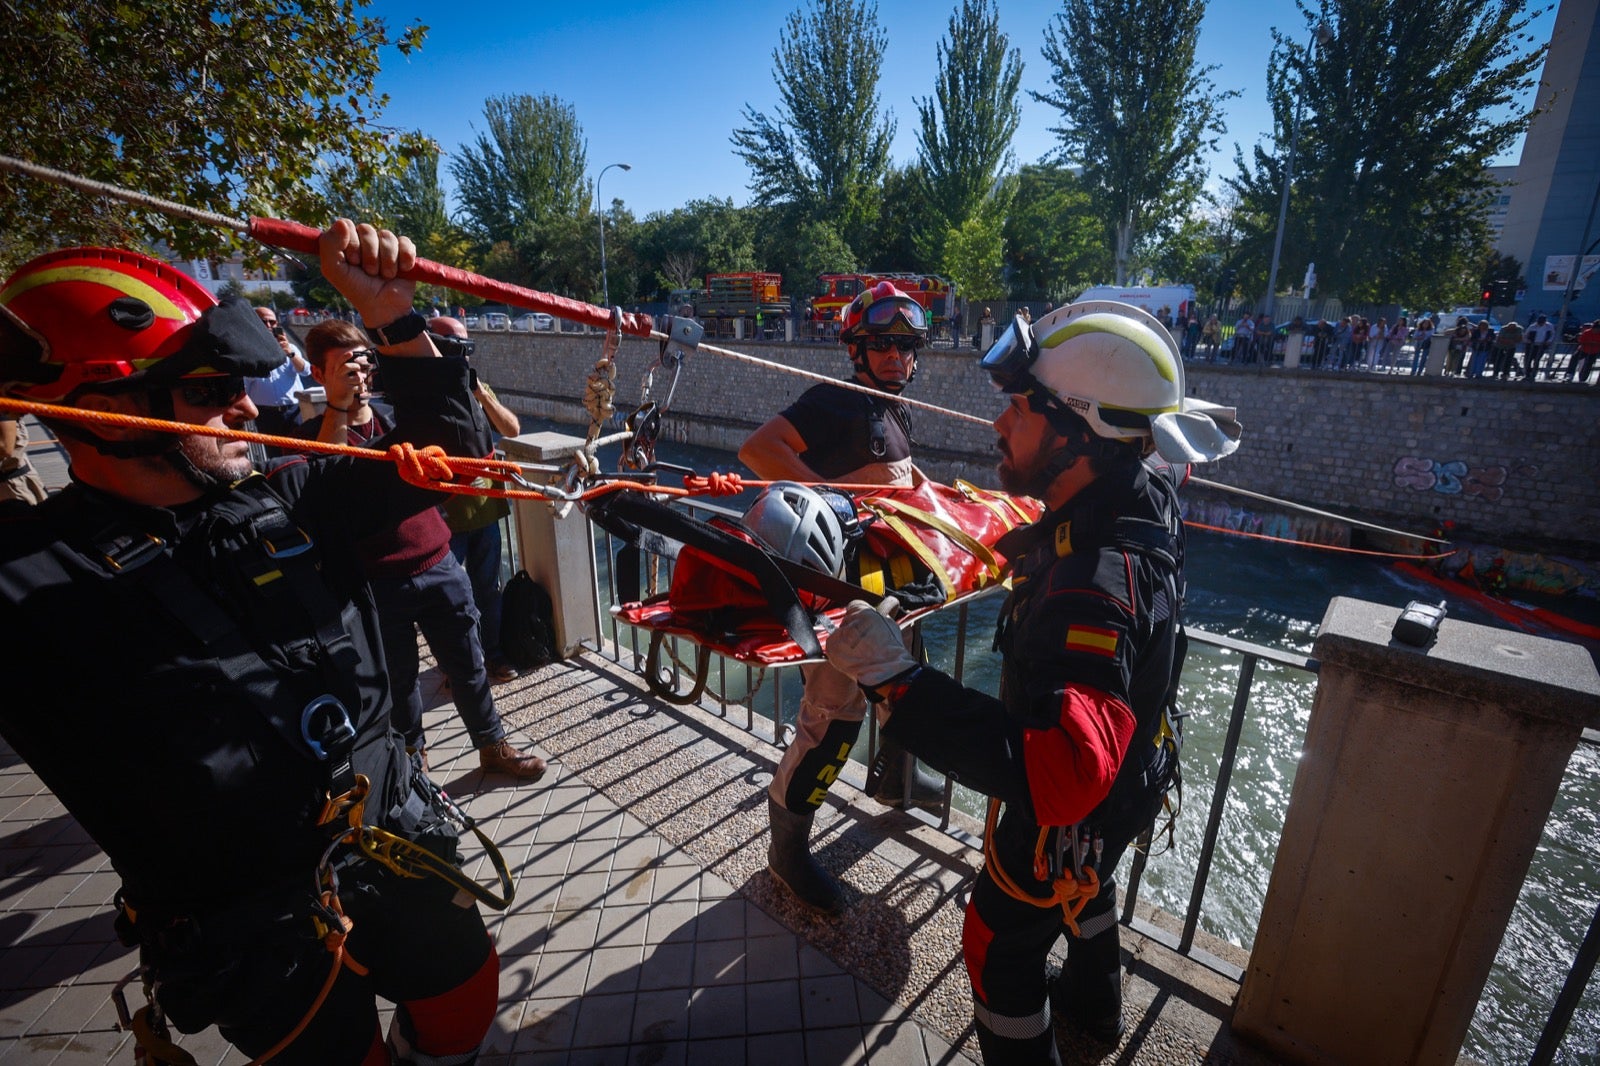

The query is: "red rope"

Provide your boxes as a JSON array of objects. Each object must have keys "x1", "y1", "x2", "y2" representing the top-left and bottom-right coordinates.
[{"x1": 1186, "y1": 520, "x2": 1457, "y2": 560}]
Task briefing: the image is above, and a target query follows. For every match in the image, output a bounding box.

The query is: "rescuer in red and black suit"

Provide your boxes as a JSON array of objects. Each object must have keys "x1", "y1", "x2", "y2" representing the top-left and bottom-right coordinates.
[
  {"x1": 739, "y1": 280, "x2": 943, "y2": 916},
  {"x1": 0, "y1": 223, "x2": 506, "y2": 1064},
  {"x1": 825, "y1": 301, "x2": 1242, "y2": 1061}
]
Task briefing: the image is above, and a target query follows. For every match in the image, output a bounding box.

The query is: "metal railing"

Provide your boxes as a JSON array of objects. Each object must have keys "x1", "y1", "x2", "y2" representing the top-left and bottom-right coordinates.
[{"x1": 567, "y1": 496, "x2": 1595, "y2": 1064}]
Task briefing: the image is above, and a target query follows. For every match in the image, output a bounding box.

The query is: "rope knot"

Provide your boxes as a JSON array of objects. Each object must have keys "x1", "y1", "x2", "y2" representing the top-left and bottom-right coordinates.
[
  {"x1": 685, "y1": 471, "x2": 745, "y2": 496},
  {"x1": 387, "y1": 442, "x2": 455, "y2": 487}
]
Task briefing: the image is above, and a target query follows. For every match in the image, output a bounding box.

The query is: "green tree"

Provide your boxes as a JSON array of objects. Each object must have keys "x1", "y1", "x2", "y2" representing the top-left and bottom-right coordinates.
[
  {"x1": 1002, "y1": 164, "x2": 1104, "y2": 299},
  {"x1": 1227, "y1": 0, "x2": 1547, "y2": 307},
  {"x1": 914, "y1": 0, "x2": 1023, "y2": 265},
  {"x1": 1033, "y1": 0, "x2": 1233, "y2": 284},
  {"x1": 863, "y1": 164, "x2": 934, "y2": 272},
  {"x1": 0, "y1": 0, "x2": 428, "y2": 273},
  {"x1": 731, "y1": 0, "x2": 895, "y2": 255},
  {"x1": 788, "y1": 220, "x2": 858, "y2": 284},
  {"x1": 942, "y1": 208, "x2": 1008, "y2": 303},
  {"x1": 451, "y1": 94, "x2": 590, "y2": 251},
  {"x1": 636, "y1": 198, "x2": 759, "y2": 297}
]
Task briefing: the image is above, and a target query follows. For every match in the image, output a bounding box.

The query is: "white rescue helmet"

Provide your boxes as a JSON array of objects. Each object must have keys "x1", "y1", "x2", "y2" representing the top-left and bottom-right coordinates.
[
  {"x1": 742, "y1": 481, "x2": 847, "y2": 577},
  {"x1": 980, "y1": 299, "x2": 1241, "y2": 464}
]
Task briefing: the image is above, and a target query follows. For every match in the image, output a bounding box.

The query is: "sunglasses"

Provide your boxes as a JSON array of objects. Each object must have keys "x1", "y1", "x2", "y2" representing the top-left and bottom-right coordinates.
[
  {"x1": 865, "y1": 337, "x2": 920, "y2": 354},
  {"x1": 178, "y1": 374, "x2": 247, "y2": 409}
]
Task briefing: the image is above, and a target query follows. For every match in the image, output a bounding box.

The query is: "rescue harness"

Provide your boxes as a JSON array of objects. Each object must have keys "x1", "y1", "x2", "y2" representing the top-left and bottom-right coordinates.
[
  {"x1": 981, "y1": 464, "x2": 1189, "y2": 932},
  {"x1": 36, "y1": 475, "x2": 516, "y2": 1064}
]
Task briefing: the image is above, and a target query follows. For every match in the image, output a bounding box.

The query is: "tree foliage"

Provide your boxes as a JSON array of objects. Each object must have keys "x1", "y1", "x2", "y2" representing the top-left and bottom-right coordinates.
[
  {"x1": 451, "y1": 94, "x2": 590, "y2": 250},
  {"x1": 943, "y1": 208, "x2": 1009, "y2": 302},
  {"x1": 914, "y1": 0, "x2": 1023, "y2": 265},
  {"x1": 1033, "y1": 0, "x2": 1232, "y2": 284},
  {"x1": 731, "y1": 0, "x2": 895, "y2": 255},
  {"x1": 0, "y1": 0, "x2": 429, "y2": 273},
  {"x1": 1002, "y1": 164, "x2": 1104, "y2": 299},
  {"x1": 1226, "y1": 0, "x2": 1548, "y2": 307},
  {"x1": 636, "y1": 198, "x2": 759, "y2": 297}
]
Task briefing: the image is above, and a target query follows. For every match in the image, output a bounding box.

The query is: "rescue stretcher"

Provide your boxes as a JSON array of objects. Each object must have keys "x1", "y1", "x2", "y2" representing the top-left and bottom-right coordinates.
[{"x1": 594, "y1": 479, "x2": 1045, "y2": 704}]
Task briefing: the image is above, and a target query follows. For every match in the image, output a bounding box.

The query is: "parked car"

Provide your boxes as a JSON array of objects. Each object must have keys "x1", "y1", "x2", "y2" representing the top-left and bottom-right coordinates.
[
  {"x1": 479, "y1": 312, "x2": 511, "y2": 331},
  {"x1": 512, "y1": 312, "x2": 555, "y2": 332},
  {"x1": 463, "y1": 314, "x2": 481, "y2": 330}
]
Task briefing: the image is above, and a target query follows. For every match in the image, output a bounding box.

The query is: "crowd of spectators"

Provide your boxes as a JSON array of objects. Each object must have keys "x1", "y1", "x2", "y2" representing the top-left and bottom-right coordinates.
[{"x1": 1172, "y1": 309, "x2": 1599, "y2": 384}]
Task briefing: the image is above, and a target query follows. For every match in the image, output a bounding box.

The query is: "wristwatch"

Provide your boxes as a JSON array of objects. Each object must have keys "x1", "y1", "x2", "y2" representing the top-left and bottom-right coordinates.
[{"x1": 364, "y1": 310, "x2": 428, "y2": 348}]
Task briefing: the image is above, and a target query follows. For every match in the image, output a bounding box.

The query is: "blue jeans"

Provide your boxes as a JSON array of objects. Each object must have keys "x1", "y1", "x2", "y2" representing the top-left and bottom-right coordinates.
[
  {"x1": 450, "y1": 521, "x2": 506, "y2": 665},
  {"x1": 370, "y1": 553, "x2": 503, "y2": 750}
]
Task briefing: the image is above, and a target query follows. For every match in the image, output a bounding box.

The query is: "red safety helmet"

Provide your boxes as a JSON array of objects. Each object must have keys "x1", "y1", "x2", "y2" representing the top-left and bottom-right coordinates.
[
  {"x1": 0, "y1": 247, "x2": 279, "y2": 401},
  {"x1": 838, "y1": 281, "x2": 929, "y2": 345}
]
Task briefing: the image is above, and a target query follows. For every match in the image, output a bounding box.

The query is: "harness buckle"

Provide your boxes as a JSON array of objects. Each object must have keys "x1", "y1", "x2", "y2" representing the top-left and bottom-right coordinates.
[
  {"x1": 96, "y1": 528, "x2": 165, "y2": 573},
  {"x1": 260, "y1": 525, "x2": 314, "y2": 559},
  {"x1": 300, "y1": 696, "x2": 356, "y2": 760}
]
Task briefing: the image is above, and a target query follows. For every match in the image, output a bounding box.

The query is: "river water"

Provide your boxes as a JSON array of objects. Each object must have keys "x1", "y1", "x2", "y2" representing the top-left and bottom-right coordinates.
[{"x1": 540, "y1": 420, "x2": 1598, "y2": 1064}]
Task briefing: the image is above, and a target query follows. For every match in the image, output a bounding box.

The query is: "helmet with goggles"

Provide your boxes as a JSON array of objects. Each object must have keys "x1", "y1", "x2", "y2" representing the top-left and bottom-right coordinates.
[
  {"x1": 838, "y1": 281, "x2": 929, "y2": 345},
  {"x1": 0, "y1": 247, "x2": 284, "y2": 402},
  {"x1": 980, "y1": 300, "x2": 1241, "y2": 464}
]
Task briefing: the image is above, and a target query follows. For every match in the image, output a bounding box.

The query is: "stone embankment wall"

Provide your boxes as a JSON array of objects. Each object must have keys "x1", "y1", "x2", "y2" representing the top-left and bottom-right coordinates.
[{"x1": 471, "y1": 332, "x2": 1600, "y2": 554}]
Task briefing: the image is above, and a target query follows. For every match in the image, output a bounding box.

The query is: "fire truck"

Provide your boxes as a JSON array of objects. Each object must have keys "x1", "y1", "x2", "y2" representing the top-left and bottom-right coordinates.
[
  {"x1": 810, "y1": 273, "x2": 957, "y2": 337},
  {"x1": 669, "y1": 272, "x2": 790, "y2": 337}
]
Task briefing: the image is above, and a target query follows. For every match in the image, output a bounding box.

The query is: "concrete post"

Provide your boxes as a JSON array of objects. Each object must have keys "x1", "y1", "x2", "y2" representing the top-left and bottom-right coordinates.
[
  {"x1": 785, "y1": 317, "x2": 794, "y2": 343},
  {"x1": 733, "y1": 317, "x2": 745, "y2": 341},
  {"x1": 1233, "y1": 597, "x2": 1600, "y2": 1065},
  {"x1": 980, "y1": 322, "x2": 995, "y2": 350},
  {"x1": 1424, "y1": 331, "x2": 1452, "y2": 376},
  {"x1": 497, "y1": 431, "x2": 602, "y2": 658},
  {"x1": 1284, "y1": 329, "x2": 1304, "y2": 368}
]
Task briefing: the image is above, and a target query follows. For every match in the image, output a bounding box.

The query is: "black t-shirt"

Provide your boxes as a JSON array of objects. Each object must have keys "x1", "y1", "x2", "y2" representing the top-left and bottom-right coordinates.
[{"x1": 779, "y1": 381, "x2": 915, "y2": 485}]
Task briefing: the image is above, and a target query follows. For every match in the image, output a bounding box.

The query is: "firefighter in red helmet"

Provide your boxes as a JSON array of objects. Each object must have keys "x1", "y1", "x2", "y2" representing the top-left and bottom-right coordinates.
[
  {"x1": 739, "y1": 279, "x2": 943, "y2": 914},
  {"x1": 0, "y1": 224, "x2": 511, "y2": 1064}
]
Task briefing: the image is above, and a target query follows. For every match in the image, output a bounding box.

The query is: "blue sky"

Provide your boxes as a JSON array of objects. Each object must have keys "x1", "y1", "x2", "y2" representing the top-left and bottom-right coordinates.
[{"x1": 363, "y1": 0, "x2": 1556, "y2": 218}]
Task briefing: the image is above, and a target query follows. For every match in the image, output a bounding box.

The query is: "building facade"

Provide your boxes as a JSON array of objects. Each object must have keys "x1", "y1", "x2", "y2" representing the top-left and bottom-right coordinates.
[{"x1": 1496, "y1": 0, "x2": 1600, "y2": 326}]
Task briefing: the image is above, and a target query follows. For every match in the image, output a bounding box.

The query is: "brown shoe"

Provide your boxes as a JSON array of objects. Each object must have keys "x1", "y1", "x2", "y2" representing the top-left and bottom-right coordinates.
[
  {"x1": 487, "y1": 661, "x2": 521, "y2": 685},
  {"x1": 478, "y1": 739, "x2": 546, "y2": 781}
]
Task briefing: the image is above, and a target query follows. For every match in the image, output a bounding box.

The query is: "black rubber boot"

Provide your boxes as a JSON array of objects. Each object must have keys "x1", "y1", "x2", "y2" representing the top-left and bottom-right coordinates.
[
  {"x1": 1051, "y1": 922, "x2": 1127, "y2": 1043},
  {"x1": 871, "y1": 740, "x2": 946, "y2": 812},
  {"x1": 767, "y1": 796, "x2": 844, "y2": 915}
]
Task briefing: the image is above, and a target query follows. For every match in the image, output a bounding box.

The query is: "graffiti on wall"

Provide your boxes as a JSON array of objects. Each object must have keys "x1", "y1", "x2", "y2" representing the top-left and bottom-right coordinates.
[{"x1": 1392, "y1": 457, "x2": 1538, "y2": 502}]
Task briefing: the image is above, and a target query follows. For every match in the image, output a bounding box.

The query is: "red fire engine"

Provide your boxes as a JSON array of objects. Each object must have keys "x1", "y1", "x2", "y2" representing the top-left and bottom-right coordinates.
[{"x1": 810, "y1": 273, "x2": 956, "y2": 332}]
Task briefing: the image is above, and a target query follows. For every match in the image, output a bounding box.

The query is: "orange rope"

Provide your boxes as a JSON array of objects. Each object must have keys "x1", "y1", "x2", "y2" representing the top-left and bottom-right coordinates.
[{"x1": 1186, "y1": 520, "x2": 1458, "y2": 560}]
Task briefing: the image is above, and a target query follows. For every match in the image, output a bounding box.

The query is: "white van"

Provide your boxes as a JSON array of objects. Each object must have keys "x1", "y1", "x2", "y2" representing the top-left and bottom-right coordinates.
[{"x1": 1075, "y1": 285, "x2": 1197, "y2": 324}]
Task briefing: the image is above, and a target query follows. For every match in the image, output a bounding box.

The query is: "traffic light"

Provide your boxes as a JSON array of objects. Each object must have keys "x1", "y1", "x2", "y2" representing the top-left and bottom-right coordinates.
[
  {"x1": 1481, "y1": 286, "x2": 1494, "y2": 306},
  {"x1": 1215, "y1": 267, "x2": 1237, "y2": 297}
]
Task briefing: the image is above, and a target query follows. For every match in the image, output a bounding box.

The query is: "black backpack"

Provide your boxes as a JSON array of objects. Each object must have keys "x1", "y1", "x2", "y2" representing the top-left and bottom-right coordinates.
[{"x1": 499, "y1": 570, "x2": 558, "y2": 670}]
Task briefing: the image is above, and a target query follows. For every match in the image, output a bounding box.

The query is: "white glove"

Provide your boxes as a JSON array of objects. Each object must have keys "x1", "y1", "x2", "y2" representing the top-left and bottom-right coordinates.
[{"x1": 825, "y1": 600, "x2": 916, "y2": 689}]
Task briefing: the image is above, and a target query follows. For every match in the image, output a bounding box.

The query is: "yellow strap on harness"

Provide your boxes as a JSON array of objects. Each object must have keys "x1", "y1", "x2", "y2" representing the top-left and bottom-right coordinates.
[
  {"x1": 956, "y1": 478, "x2": 1036, "y2": 526},
  {"x1": 981, "y1": 798, "x2": 1100, "y2": 936}
]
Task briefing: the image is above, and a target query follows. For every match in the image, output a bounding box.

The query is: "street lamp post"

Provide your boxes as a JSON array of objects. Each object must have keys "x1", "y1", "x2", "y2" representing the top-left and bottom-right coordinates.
[
  {"x1": 1264, "y1": 22, "x2": 1332, "y2": 323},
  {"x1": 597, "y1": 162, "x2": 632, "y2": 309}
]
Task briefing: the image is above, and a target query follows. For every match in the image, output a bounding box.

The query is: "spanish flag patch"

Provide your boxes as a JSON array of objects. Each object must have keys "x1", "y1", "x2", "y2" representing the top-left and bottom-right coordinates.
[{"x1": 1065, "y1": 625, "x2": 1119, "y2": 658}]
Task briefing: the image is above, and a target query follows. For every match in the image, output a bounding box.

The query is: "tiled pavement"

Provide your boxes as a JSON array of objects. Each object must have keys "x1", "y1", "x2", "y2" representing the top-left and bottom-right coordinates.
[
  {"x1": 0, "y1": 681, "x2": 975, "y2": 1066},
  {"x1": 2, "y1": 420, "x2": 1257, "y2": 1064}
]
